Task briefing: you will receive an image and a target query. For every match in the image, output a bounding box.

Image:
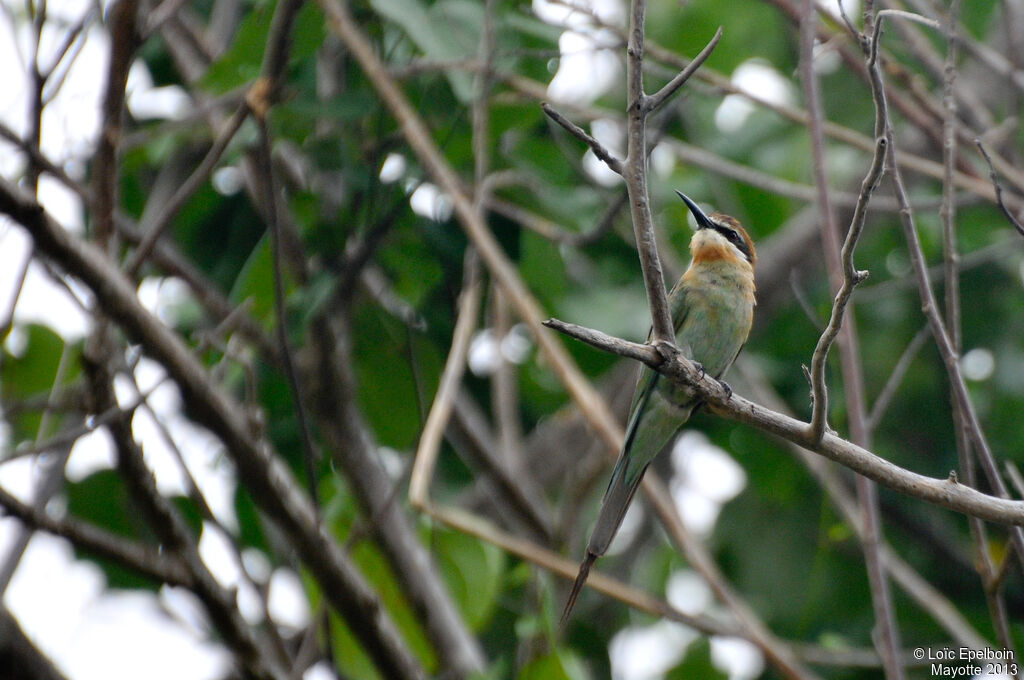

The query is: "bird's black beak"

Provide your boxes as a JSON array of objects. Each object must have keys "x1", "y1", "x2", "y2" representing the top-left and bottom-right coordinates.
[{"x1": 675, "y1": 190, "x2": 714, "y2": 230}]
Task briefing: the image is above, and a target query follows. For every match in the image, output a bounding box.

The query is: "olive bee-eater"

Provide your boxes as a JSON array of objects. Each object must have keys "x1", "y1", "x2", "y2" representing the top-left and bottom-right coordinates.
[{"x1": 561, "y1": 191, "x2": 756, "y2": 622}]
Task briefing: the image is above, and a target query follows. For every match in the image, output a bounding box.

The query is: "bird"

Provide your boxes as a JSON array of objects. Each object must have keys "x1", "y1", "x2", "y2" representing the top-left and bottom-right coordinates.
[{"x1": 560, "y1": 191, "x2": 756, "y2": 623}]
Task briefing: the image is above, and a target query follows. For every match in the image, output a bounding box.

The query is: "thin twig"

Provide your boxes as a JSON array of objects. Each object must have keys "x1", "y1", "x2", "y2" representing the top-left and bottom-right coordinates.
[
  {"x1": 643, "y1": 26, "x2": 722, "y2": 113},
  {"x1": 866, "y1": 325, "x2": 930, "y2": 431},
  {"x1": 125, "y1": 101, "x2": 250, "y2": 276},
  {"x1": 410, "y1": 250, "x2": 482, "y2": 508},
  {"x1": 92, "y1": 0, "x2": 139, "y2": 255},
  {"x1": 0, "y1": 484, "x2": 192, "y2": 586},
  {"x1": 541, "y1": 101, "x2": 623, "y2": 174},
  {"x1": 315, "y1": 0, "x2": 624, "y2": 458},
  {"x1": 806, "y1": 136, "x2": 885, "y2": 440},
  {"x1": 82, "y1": 336, "x2": 287, "y2": 680},
  {"x1": 975, "y1": 139, "x2": 1024, "y2": 237}
]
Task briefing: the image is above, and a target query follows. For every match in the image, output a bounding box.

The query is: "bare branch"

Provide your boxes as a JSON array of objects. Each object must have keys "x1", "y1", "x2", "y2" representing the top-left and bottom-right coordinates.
[
  {"x1": 541, "y1": 101, "x2": 623, "y2": 174},
  {"x1": 975, "y1": 139, "x2": 1024, "y2": 237},
  {"x1": 410, "y1": 251, "x2": 482, "y2": 507},
  {"x1": 92, "y1": 0, "x2": 139, "y2": 253},
  {"x1": 622, "y1": 0, "x2": 674, "y2": 346},
  {"x1": 0, "y1": 483, "x2": 191, "y2": 586},
  {"x1": 643, "y1": 26, "x2": 721, "y2": 113},
  {"x1": 866, "y1": 325, "x2": 930, "y2": 431},
  {"x1": 807, "y1": 136, "x2": 885, "y2": 440},
  {"x1": 315, "y1": 0, "x2": 624, "y2": 457}
]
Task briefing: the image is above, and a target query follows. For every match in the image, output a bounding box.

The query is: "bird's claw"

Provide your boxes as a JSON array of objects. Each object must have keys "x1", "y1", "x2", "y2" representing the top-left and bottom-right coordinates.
[
  {"x1": 693, "y1": 361, "x2": 706, "y2": 380},
  {"x1": 719, "y1": 380, "x2": 733, "y2": 400}
]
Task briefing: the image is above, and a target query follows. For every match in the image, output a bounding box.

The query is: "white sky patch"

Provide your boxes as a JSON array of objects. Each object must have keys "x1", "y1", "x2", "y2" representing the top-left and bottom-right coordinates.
[
  {"x1": 199, "y1": 523, "x2": 263, "y2": 624},
  {"x1": 268, "y1": 567, "x2": 311, "y2": 630},
  {"x1": 138, "y1": 276, "x2": 191, "y2": 326},
  {"x1": 127, "y1": 61, "x2": 191, "y2": 121},
  {"x1": 66, "y1": 426, "x2": 116, "y2": 481},
  {"x1": 672, "y1": 431, "x2": 747, "y2": 502},
  {"x1": 212, "y1": 166, "x2": 245, "y2": 195},
  {"x1": 610, "y1": 620, "x2": 700, "y2": 680},
  {"x1": 0, "y1": 455, "x2": 41, "y2": 504},
  {"x1": 584, "y1": 148, "x2": 622, "y2": 186},
  {"x1": 241, "y1": 547, "x2": 273, "y2": 583},
  {"x1": 812, "y1": 38, "x2": 843, "y2": 75},
  {"x1": 468, "y1": 326, "x2": 533, "y2": 376},
  {"x1": 546, "y1": 29, "x2": 620, "y2": 105},
  {"x1": 961, "y1": 347, "x2": 995, "y2": 382},
  {"x1": 536, "y1": 0, "x2": 622, "y2": 105},
  {"x1": 665, "y1": 569, "x2": 713, "y2": 617},
  {"x1": 5, "y1": 258, "x2": 91, "y2": 341},
  {"x1": 715, "y1": 60, "x2": 795, "y2": 133},
  {"x1": 650, "y1": 143, "x2": 676, "y2": 179},
  {"x1": 160, "y1": 584, "x2": 214, "y2": 637},
  {"x1": 818, "y1": 0, "x2": 860, "y2": 23},
  {"x1": 379, "y1": 152, "x2": 407, "y2": 184},
  {"x1": 63, "y1": 590, "x2": 231, "y2": 680},
  {"x1": 669, "y1": 430, "x2": 747, "y2": 536},
  {"x1": 582, "y1": 117, "x2": 625, "y2": 186},
  {"x1": 502, "y1": 323, "x2": 533, "y2": 363},
  {"x1": 409, "y1": 182, "x2": 453, "y2": 222},
  {"x1": 533, "y1": 0, "x2": 624, "y2": 31},
  {"x1": 304, "y1": 662, "x2": 339, "y2": 680},
  {"x1": 710, "y1": 635, "x2": 765, "y2": 680},
  {"x1": 39, "y1": 173, "x2": 86, "y2": 232},
  {"x1": 469, "y1": 328, "x2": 500, "y2": 376}
]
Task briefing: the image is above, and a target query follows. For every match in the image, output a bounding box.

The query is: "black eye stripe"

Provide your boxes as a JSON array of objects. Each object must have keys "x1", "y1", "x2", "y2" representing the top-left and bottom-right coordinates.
[
  {"x1": 713, "y1": 223, "x2": 752, "y2": 261},
  {"x1": 715, "y1": 225, "x2": 739, "y2": 243}
]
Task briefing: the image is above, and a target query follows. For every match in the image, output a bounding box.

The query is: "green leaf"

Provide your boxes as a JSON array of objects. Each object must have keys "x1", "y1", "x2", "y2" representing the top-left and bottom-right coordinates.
[
  {"x1": 369, "y1": 0, "x2": 479, "y2": 101},
  {"x1": 429, "y1": 526, "x2": 506, "y2": 630},
  {"x1": 517, "y1": 648, "x2": 591, "y2": 680},
  {"x1": 200, "y1": 3, "x2": 272, "y2": 93},
  {"x1": 666, "y1": 638, "x2": 728, "y2": 680},
  {"x1": 65, "y1": 470, "x2": 156, "y2": 590},
  {"x1": 1, "y1": 324, "x2": 79, "y2": 441},
  {"x1": 229, "y1": 233, "x2": 276, "y2": 324}
]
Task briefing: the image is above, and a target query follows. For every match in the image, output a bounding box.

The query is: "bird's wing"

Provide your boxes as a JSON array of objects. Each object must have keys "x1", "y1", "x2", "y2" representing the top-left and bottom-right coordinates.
[
  {"x1": 589, "y1": 283, "x2": 695, "y2": 551},
  {"x1": 561, "y1": 282, "x2": 696, "y2": 623}
]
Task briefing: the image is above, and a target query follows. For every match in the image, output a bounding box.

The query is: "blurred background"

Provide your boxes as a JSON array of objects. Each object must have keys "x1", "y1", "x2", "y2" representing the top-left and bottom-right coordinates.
[{"x1": 0, "y1": 0, "x2": 1022, "y2": 678}]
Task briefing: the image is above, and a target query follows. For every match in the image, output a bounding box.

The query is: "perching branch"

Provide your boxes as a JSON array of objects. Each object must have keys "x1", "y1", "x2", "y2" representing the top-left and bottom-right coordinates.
[{"x1": 543, "y1": 317, "x2": 1024, "y2": 526}]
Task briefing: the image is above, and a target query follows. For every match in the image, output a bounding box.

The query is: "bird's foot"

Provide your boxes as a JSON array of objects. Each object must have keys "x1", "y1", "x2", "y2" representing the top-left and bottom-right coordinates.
[
  {"x1": 692, "y1": 361, "x2": 706, "y2": 380},
  {"x1": 719, "y1": 379, "x2": 733, "y2": 400}
]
